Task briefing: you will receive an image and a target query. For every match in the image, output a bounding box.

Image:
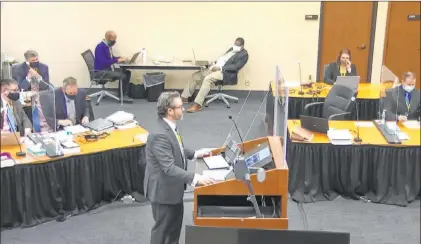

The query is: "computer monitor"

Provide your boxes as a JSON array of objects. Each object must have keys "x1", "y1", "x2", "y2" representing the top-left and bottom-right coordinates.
[{"x1": 300, "y1": 115, "x2": 329, "y2": 134}]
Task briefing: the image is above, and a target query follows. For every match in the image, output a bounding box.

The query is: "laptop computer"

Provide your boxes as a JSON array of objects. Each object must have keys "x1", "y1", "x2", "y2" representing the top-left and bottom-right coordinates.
[
  {"x1": 192, "y1": 49, "x2": 209, "y2": 66},
  {"x1": 335, "y1": 76, "x2": 360, "y2": 92},
  {"x1": 122, "y1": 52, "x2": 141, "y2": 64},
  {"x1": 300, "y1": 115, "x2": 329, "y2": 134}
]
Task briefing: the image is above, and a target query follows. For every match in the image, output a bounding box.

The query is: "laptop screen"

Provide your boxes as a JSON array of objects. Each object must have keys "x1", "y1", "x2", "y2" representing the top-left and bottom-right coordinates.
[{"x1": 224, "y1": 140, "x2": 241, "y2": 164}]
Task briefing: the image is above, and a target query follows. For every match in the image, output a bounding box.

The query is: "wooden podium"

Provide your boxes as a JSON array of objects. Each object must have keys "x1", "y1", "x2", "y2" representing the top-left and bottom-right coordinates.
[{"x1": 193, "y1": 136, "x2": 289, "y2": 230}]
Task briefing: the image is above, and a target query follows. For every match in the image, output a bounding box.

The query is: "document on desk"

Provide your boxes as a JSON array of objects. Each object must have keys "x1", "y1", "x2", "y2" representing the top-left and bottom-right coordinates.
[
  {"x1": 202, "y1": 169, "x2": 232, "y2": 181},
  {"x1": 203, "y1": 155, "x2": 230, "y2": 169},
  {"x1": 355, "y1": 121, "x2": 374, "y2": 127},
  {"x1": 402, "y1": 120, "x2": 420, "y2": 129}
]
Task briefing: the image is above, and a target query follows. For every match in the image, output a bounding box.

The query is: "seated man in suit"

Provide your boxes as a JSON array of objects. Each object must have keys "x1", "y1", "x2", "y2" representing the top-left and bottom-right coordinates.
[
  {"x1": 0, "y1": 79, "x2": 32, "y2": 136},
  {"x1": 324, "y1": 48, "x2": 357, "y2": 85},
  {"x1": 384, "y1": 71, "x2": 420, "y2": 122},
  {"x1": 14, "y1": 50, "x2": 51, "y2": 91},
  {"x1": 53, "y1": 77, "x2": 90, "y2": 129},
  {"x1": 182, "y1": 37, "x2": 249, "y2": 113},
  {"x1": 94, "y1": 30, "x2": 133, "y2": 103}
]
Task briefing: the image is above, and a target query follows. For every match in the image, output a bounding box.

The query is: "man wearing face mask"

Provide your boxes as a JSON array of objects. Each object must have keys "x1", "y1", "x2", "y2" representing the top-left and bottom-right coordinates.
[
  {"x1": 384, "y1": 71, "x2": 420, "y2": 122},
  {"x1": 0, "y1": 79, "x2": 32, "y2": 136},
  {"x1": 52, "y1": 77, "x2": 90, "y2": 129},
  {"x1": 94, "y1": 30, "x2": 133, "y2": 103},
  {"x1": 13, "y1": 50, "x2": 50, "y2": 91},
  {"x1": 182, "y1": 37, "x2": 249, "y2": 113}
]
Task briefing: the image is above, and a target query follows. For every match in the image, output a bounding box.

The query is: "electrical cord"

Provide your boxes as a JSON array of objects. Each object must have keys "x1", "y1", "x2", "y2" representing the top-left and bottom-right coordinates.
[
  {"x1": 88, "y1": 190, "x2": 123, "y2": 215},
  {"x1": 296, "y1": 201, "x2": 308, "y2": 230}
]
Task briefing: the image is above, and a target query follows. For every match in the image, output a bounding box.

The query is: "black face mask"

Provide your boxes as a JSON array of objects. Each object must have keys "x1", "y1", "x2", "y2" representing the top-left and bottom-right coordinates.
[
  {"x1": 29, "y1": 62, "x2": 39, "y2": 68},
  {"x1": 7, "y1": 92, "x2": 20, "y2": 101},
  {"x1": 66, "y1": 94, "x2": 76, "y2": 100},
  {"x1": 108, "y1": 40, "x2": 116, "y2": 47}
]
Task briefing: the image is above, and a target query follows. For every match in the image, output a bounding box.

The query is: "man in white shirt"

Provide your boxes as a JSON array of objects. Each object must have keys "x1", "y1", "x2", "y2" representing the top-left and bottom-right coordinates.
[
  {"x1": 182, "y1": 37, "x2": 249, "y2": 113},
  {"x1": 144, "y1": 91, "x2": 215, "y2": 244}
]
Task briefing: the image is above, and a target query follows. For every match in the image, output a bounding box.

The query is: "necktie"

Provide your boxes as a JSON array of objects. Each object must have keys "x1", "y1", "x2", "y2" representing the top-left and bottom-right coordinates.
[
  {"x1": 6, "y1": 106, "x2": 16, "y2": 132},
  {"x1": 67, "y1": 100, "x2": 76, "y2": 125},
  {"x1": 32, "y1": 105, "x2": 41, "y2": 132},
  {"x1": 405, "y1": 93, "x2": 411, "y2": 112},
  {"x1": 175, "y1": 127, "x2": 184, "y2": 146}
]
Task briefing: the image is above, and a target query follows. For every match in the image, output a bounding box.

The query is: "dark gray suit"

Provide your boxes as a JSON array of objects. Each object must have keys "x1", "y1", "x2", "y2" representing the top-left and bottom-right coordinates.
[
  {"x1": 324, "y1": 62, "x2": 357, "y2": 85},
  {"x1": 144, "y1": 118, "x2": 196, "y2": 244},
  {"x1": 221, "y1": 48, "x2": 249, "y2": 85},
  {"x1": 384, "y1": 86, "x2": 421, "y2": 121},
  {"x1": 0, "y1": 99, "x2": 32, "y2": 136}
]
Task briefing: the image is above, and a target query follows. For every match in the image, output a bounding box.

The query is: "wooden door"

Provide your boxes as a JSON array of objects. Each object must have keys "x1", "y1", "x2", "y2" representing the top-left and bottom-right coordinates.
[
  {"x1": 383, "y1": 2, "x2": 421, "y2": 88},
  {"x1": 317, "y1": 2, "x2": 375, "y2": 82}
]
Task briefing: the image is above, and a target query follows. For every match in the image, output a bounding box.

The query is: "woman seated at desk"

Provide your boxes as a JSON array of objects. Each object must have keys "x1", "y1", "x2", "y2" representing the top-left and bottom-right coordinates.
[{"x1": 324, "y1": 48, "x2": 358, "y2": 85}]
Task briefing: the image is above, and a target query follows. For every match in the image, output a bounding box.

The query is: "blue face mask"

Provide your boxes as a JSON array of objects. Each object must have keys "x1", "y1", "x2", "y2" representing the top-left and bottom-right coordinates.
[{"x1": 402, "y1": 85, "x2": 415, "y2": 93}]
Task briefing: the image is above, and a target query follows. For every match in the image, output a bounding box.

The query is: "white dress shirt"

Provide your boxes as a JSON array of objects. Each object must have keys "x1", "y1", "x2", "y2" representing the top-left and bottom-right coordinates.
[
  {"x1": 215, "y1": 51, "x2": 236, "y2": 69},
  {"x1": 162, "y1": 118, "x2": 201, "y2": 186}
]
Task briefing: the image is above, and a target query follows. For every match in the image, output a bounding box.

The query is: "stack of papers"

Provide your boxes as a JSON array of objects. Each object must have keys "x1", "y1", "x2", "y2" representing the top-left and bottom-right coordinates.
[
  {"x1": 1, "y1": 159, "x2": 16, "y2": 168},
  {"x1": 327, "y1": 129, "x2": 353, "y2": 145},
  {"x1": 65, "y1": 125, "x2": 90, "y2": 134},
  {"x1": 106, "y1": 111, "x2": 135, "y2": 125},
  {"x1": 203, "y1": 155, "x2": 230, "y2": 169}
]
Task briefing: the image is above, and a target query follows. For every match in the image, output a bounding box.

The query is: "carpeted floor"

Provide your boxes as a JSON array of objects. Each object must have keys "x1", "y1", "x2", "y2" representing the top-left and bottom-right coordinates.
[{"x1": 1, "y1": 93, "x2": 419, "y2": 244}]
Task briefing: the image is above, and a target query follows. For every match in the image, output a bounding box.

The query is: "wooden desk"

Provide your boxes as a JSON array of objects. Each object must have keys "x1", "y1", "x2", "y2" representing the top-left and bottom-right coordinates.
[
  {"x1": 1, "y1": 126, "x2": 148, "y2": 164},
  {"x1": 287, "y1": 120, "x2": 420, "y2": 146},
  {"x1": 118, "y1": 62, "x2": 203, "y2": 71},
  {"x1": 270, "y1": 81, "x2": 381, "y2": 99}
]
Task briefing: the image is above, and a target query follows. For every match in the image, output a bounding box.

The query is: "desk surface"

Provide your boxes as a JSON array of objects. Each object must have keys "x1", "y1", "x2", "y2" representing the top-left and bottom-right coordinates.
[
  {"x1": 118, "y1": 61, "x2": 202, "y2": 70},
  {"x1": 270, "y1": 82, "x2": 381, "y2": 99},
  {"x1": 0, "y1": 126, "x2": 148, "y2": 165},
  {"x1": 287, "y1": 120, "x2": 420, "y2": 146}
]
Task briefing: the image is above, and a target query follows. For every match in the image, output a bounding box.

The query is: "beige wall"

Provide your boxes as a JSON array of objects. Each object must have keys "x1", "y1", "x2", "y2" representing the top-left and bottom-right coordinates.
[{"x1": 1, "y1": 2, "x2": 388, "y2": 90}]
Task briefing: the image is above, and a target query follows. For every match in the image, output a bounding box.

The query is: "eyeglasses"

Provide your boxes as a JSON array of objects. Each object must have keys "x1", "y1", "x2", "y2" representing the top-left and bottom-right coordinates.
[{"x1": 171, "y1": 105, "x2": 184, "y2": 110}]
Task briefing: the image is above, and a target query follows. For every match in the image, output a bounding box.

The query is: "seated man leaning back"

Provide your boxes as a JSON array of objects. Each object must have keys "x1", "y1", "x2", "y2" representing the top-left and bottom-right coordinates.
[{"x1": 181, "y1": 37, "x2": 249, "y2": 113}]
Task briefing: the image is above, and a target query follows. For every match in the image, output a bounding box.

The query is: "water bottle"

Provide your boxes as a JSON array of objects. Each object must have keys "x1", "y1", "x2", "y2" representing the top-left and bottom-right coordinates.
[
  {"x1": 381, "y1": 109, "x2": 386, "y2": 124},
  {"x1": 141, "y1": 48, "x2": 147, "y2": 64}
]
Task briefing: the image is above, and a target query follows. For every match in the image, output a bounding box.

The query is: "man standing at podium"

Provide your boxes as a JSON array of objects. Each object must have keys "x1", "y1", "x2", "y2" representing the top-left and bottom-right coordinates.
[{"x1": 144, "y1": 91, "x2": 215, "y2": 244}]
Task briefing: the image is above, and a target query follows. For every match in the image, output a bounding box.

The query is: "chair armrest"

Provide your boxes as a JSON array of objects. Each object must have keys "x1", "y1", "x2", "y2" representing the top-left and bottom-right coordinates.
[
  {"x1": 328, "y1": 112, "x2": 351, "y2": 120},
  {"x1": 304, "y1": 102, "x2": 324, "y2": 113}
]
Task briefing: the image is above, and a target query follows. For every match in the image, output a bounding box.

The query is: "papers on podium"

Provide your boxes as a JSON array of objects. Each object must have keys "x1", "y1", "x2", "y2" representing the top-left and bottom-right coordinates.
[
  {"x1": 203, "y1": 155, "x2": 230, "y2": 169},
  {"x1": 202, "y1": 169, "x2": 232, "y2": 181}
]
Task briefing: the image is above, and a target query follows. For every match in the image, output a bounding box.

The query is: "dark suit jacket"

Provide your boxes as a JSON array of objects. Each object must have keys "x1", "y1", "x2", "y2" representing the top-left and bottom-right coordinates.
[
  {"x1": 384, "y1": 86, "x2": 421, "y2": 121},
  {"x1": 0, "y1": 99, "x2": 32, "y2": 136},
  {"x1": 13, "y1": 62, "x2": 50, "y2": 91},
  {"x1": 43, "y1": 88, "x2": 89, "y2": 130},
  {"x1": 144, "y1": 118, "x2": 195, "y2": 204},
  {"x1": 324, "y1": 62, "x2": 357, "y2": 85},
  {"x1": 220, "y1": 48, "x2": 249, "y2": 85}
]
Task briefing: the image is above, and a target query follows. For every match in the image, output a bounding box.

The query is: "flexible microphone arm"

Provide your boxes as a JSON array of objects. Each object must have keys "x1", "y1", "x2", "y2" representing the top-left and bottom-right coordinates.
[
  {"x1": 5, "y1": 108, "x2": 26, "y2": 157},
  {"x1": 353, "y1": 96, "x2": 362, "y2": 143},
  {"x1": 228, "y1": 115, "x2": 245, "y2": 155},
  {"x1": 298, "y1": 61, "x2": 304, "y2": 95}
]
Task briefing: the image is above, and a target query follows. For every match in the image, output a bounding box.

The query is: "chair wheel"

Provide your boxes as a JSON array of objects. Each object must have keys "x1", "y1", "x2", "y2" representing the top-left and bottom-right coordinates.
[
  {"x1": 205, "y1": 105, "x2": 209, "y2": 107},
  {"x1": 234, "y1": 100, "x2": 239, "y2": 103},
  {"x1": 95, "y1": 103, "x2": 99, "y2": 106},
  {"x1": 227, "y1": 106, "x2": 231, "y2": 108}
]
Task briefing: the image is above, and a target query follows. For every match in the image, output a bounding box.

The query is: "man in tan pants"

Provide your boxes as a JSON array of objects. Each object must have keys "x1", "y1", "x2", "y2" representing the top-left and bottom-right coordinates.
[{"x1": 182, "y1": 37, "x2": 249, "y2": 113}]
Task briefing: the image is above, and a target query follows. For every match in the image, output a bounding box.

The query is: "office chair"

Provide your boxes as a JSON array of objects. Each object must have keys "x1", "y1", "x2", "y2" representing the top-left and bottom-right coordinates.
[
  {"x1": 204, "y1": 80, "x2": 239, "y2": 108},
  {"x1": 81, "y1": 49, "x2": 120, "y2": 106},
  {"x1": 304, "y1": 84, "x2": 355, "y2": 120}
]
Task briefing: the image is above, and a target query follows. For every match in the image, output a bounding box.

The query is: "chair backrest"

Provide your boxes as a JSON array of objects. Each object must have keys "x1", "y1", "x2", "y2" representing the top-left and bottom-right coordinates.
[
  {"x1": 11, "y1": 63, "x2": 21, "y2": 81},
  {"x1": 322, "y1": 84, "x2": 355, "y2": 120},
  {"x1": 81, "y1": 49, "x2": 96, "y2": 80}
]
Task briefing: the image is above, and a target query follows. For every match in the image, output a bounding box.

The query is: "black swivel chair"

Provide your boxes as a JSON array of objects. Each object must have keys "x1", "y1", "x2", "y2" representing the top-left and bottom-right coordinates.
[
  {"x1": 204, "y1": 80, "x2": 240, "y2": 108},
  {"x1": 81, "y1": 49, "x2": 120, "y2": 106},
  {"x1": 304, "y1": 84, "x2": 356, "y2": 120}
]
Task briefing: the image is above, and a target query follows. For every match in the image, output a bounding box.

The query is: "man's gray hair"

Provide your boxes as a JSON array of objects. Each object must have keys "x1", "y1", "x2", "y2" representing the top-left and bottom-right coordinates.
[
  {"x1": 403, "y1": 71, "x2": 416, "y2": 81},
  {"x1": 24, "y1": 50, "x2": 39, "y2": 59},
  {"x1": 62, "y1": 76, "x2": 78, "y2": 88},
  {"x1": 157, "y1": 91, "x2": 181, "y2": 118}
]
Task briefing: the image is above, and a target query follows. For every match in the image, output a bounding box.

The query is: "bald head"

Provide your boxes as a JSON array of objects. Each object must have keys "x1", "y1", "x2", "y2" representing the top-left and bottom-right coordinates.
[{"x1": 104, "y1": 30, "x2": 117, "y2": 46}]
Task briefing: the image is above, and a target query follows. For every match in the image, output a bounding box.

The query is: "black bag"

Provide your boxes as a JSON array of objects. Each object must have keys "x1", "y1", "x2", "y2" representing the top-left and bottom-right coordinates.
[{"x1": 129, "y1": 83, "x2": 146, "y2": 99}]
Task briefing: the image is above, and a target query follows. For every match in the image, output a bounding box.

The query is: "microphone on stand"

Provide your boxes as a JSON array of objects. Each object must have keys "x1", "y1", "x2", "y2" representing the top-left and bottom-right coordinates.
[
  {"x1": 5, "y1": 109, "x2": 26, "y2": 157},
  {"x1": 298, "y1": 61, "x2": 304, "y2": 95},
  {"x1": 228, "y1": 115, "x2": 245, "y2": 155},
  {"x1": 352, "y1": 95, "x2": 362, "y2": 143}
]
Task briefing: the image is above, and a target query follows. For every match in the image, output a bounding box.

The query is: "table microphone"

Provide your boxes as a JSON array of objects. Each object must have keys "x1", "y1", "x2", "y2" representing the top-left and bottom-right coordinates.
[
  {"x1": 352, "y1": 96, "x2": 362, "y2": 143},
  {"x1": 228, "y1": 115, "x2": 245, "y2": 155},
  {"x1": 298, "y1": 61, "x2": 304, "y2": 95},
  {"x1": 5, "y1": 110, "x2": 26, "y2": 157}
]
